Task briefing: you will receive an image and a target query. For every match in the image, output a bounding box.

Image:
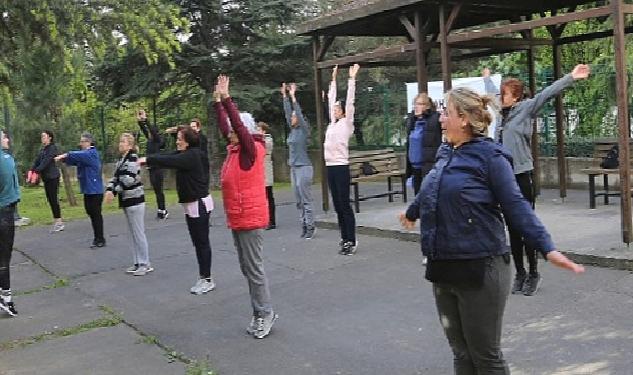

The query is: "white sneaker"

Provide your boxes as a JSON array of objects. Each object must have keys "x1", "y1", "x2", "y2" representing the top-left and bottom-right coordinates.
[
  {"x1": 50, "y1": 222, "x2": 65, "y2": 233},
  {"x1": 126, "y1": 265, "x2": 139, "y2": 274},
  {"x1": 190, "y1": 277, "x2": 215, "y2": 295},
  {"x1": 14, "y1": 217, "x2": 31, "y2": 227},
  {"x1": 133, "y1": 265, "x2": 154, "y2": 276},
  {"x1": 253, "y1": 311, "x2": 278, "y2": 339}
]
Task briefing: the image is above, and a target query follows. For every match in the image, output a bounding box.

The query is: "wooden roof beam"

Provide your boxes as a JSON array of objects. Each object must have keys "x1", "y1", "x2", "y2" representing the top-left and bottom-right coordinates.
[{"x1": 448, "y1": 5, "x2": 611, "y2": 43}]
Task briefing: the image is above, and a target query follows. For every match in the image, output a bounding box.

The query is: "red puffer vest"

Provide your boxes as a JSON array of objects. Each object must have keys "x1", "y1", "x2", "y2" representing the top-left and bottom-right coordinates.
[{"x1": 221, "y1": 141, "x2": 269, "y2": 230}]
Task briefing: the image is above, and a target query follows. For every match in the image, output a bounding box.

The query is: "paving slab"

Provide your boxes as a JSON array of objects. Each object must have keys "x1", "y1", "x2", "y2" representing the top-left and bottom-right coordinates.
[
  {"x1": 0, "y1": 325, "x2": 186, "y2": 375},
  {"x1": 8, "y1": 251, "x2": 55, "y2": 294}
]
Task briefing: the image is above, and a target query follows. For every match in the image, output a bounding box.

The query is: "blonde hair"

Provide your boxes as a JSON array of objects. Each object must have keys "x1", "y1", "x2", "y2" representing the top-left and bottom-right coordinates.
[
  {"x1": 444, "y1": 88, "x2": 498, "y2": 136},
  {"x1": 413, "y1": 92, "x2": 436, "y2": 111},
  {"x1": 120, "y1": 133, "x2": 138, "y2": 152}
]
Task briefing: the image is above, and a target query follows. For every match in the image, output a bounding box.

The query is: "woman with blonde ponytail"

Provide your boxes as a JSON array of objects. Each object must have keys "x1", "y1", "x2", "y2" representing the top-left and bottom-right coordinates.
[{"x1": 400, "y1": 87, "x2": 584, "y2": 375}]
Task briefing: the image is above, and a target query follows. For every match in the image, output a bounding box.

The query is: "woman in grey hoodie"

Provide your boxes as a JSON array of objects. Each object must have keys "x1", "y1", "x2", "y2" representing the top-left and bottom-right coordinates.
[{"x1": 484, "y1": 64, "x2": 590, "y2": 296}]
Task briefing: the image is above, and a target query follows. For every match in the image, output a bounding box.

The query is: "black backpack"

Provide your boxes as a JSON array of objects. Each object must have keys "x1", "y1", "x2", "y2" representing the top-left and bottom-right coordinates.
[
  {"x1": 361, "y1": 162, "x2": 378, "y2": 176},
  {"x1": 600, "y1": 145, "x2": 619, "y2": 169}
]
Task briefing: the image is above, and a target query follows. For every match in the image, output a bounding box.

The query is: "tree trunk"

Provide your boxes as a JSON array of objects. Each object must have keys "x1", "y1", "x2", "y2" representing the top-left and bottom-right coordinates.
[
  {"x1": 59, "y1": 163, "x2": 77, "y2": 206},
  {"x1": 205, "y1": 93, "x2": 221, "y2": 189}
]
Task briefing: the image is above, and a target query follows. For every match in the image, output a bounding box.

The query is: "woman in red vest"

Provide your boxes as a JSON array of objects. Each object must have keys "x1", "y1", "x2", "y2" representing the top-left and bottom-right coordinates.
[{"x1": 213, "y1": 74, "x2": 277, "y2": 339}]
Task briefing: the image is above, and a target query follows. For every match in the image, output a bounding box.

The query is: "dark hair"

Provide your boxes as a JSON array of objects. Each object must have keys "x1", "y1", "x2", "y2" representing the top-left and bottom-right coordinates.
[
  {"x1": 178, "y1": 126, "x2": 200, "y2": 148},
  {"x1": 334, "y1": 100, "x2": 346, "y2": 116},
  {"x1": 43, "y1": 130, "x2": 55, "y2": 143}
]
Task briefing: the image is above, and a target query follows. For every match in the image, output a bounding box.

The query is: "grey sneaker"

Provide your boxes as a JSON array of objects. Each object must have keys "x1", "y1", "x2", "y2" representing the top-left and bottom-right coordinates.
[
  {"x1": 133, "y1": 265, "x2": 154, "y2": 276},
  {"x1": 246, "y1": 315, "x2": 257, "y2": 335},
  {"x1": 512, "y1": 273, "x2": 527, "y2": 295},
  {"x1": 190, "y1": 277, "x2": 215, "y2": 295},
  {"x1": 523, "y1": 273, "x2": 542, "y2": 296},
  {"x1": 253, "y1": 311, "x2": 278, "y2": 339},
  {"x1": 126, "y1": 264, "x2": 139, "y2": 274},
  {"x1": 50, "y1": 222, "x2": 65, "y2": 233},
  {"x1": 304, "y1": 226, "x2": 317, "y2": 240}
]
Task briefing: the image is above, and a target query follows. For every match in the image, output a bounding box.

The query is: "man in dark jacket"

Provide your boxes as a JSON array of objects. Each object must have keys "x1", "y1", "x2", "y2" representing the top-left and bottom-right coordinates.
[{"x1": 137, "y1": 110, "x2": 168, "y2": 220}]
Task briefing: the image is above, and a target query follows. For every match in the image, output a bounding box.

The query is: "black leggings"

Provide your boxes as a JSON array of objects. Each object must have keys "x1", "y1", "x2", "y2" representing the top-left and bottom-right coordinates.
[
  {"x1": 149, "y1": 168, "x2": 165, "y2": 211},
  {"x1": 266, "y1": 185, "x2": 276, "y2": 226},
  {"x1": 185, "y1": 201, "x2": 212, "y2": 278},
  {"x1": 84, "y1": 194, "x2": 105, "y2": 242},
  {"x1": 43, "y1": 177, "x2": 61, "y2": 219},
  {"x1": 0, "y1": 204, "x2": 16, "y2": 290},
  {"x1": 509, "y1": 171, "x2": 538, "y2": 276},
  {"x1": 327, "y1": 165, "x2": 356, "y2": 243}
]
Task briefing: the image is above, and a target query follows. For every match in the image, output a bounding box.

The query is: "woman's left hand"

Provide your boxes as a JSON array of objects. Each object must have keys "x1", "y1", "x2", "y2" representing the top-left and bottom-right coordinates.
[
  {"x1": 546, "y1": 251, "x2": 585, "y2": 273},
  {"x1": 398, "y1": 213, "x2": 416, "y2": 230}
]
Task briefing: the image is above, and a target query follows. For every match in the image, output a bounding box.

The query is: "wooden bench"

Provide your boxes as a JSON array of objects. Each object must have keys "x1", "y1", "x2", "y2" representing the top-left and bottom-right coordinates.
[
  {"x1": 580, "y1": 138, "x2": 632, "y2": 209},
  {"x1": 348, "y1": 148, "x2": 407, "y2": 213}
]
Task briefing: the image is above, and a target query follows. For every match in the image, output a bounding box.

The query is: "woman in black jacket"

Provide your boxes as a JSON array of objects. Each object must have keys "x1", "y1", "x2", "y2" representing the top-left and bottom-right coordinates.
[
  {"x1": 405, "y1": 93, "x2": 442, "y2": 195},
  {"x1": 140, "y1": 126, "x2": 215, "y2": 296},
  {"x1": 30, "y1": 130, "x2": 64, "y2": 232}
]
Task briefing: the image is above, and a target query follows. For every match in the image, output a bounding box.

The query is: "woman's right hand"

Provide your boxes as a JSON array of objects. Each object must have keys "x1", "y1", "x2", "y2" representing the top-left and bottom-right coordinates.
[
  {"x1": 546, "y1": 251, "x2": 585, "y2": 273},
  {"x1": 332, "y1": 65, "x2": 338, "y2": 81},
  {"x1": 398, "y1": 213, "x2": 416, "y2": 230},
  {"x1": 104, "y1": 191, "x2": 115, "y2": 204},
  {"x1": 571, "y1": 64, "x2": 590, "y2": 80},
  {"x1": 289, "y1": 83, "x2": 297, "y2": 97},
  {"x1": 280, "y1": 82, "x2": 286, "y2": 97}
]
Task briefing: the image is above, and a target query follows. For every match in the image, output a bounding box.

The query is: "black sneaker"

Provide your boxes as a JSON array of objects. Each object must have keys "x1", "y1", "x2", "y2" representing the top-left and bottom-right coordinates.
[
  {"x1": 0, "y1": 299, "x2": 17, "y2": 317},
  {"x1": 511, "y1": 273, "x2": 527, "y2": 294},
  {"x1": 340, "y1": 241, "x2": 358, "y2": 256},
  {"x1": 90, "y1": 239, "x2": 106, "y2": 248},
  {"x1": 523, "y1": 273, "x2": 542, "y2": 296},
  {"x1": 157, "y1": 210, "x2": 169, "y2": 220},
  {"x1": 304, "y1": 226, "x2": 316, "y2": 240},
  {"x1": 266, "y1": 224, "x2": 276, "y2": 230},
  {"x1": 300, "y1": 225, "x2": 307, "y2": 239}
]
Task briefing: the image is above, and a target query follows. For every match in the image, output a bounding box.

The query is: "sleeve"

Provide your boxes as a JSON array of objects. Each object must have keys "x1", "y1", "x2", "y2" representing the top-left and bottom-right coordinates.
[
  {"x1": 213, "y1": 101, "x2": 232, "y2": 139},
  {"x1": 137, "y1": 120, "x2": 149, "y2": 139},
  {"x1": 222, "y1": 98, "x2": 256, "y2": 163},
  {"x1": 405, "y1": 189, "x2": 422, "y2": 221},
  {"x1": 488, "y1": 152, "x2": 555, "y2": 255},
  {"x1": 484, "y1": 76, "x2": 500, "y2": 96},
  {"x1": 65, "y1": 149, "x2": 91, "y2": 166},
  {"x1": 105, "y1": 172, "x2": 117, "y2": 194},
  {"x1": 32, "y1": 147, "x2": 56, "y2": 174},
  {"x1": 328, "y1": 80, "x2": 336, "y2": 125},
  {"x1": 345, "y1": 78, "x2": 356, "y2": 127},
  {"x1": 147, "y1": 151, "x2": 193, "y2": 170},
  {"x1": 283, "y1": 97, "x2": 293, "y2": 128},
  {"x1": 524, "y1": 74, "x2": 575, "y2": 117}
]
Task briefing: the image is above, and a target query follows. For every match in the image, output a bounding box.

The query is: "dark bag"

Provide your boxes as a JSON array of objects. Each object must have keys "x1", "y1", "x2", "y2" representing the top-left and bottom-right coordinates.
[
  {"x1": 361, "y1": 162, "x2": 378, "y2": 176},
  {"x1": 600, "y1": 145, "x2": 619, "y2": 169}
]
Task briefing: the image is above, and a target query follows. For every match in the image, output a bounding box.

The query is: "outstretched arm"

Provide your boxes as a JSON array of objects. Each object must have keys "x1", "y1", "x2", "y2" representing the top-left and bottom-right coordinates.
[
  {"x1": 328, "y1": 66, "x2": 337, "y2": 124},
  {"x1": 525, "y1": 64, "x2": 590, "y2": 117},
  {"x1": 281, "y1": 83, "x2": 293, "y2": 128},
  {"x1": 216, "y1": 75, "x2": 256, "y2": 161},
  {"x1": 289, "y1": 83, "x2": 308, "y2": 129},
  {"x1": 345, "y1": 64, "x2": 360, "y2": 125}
]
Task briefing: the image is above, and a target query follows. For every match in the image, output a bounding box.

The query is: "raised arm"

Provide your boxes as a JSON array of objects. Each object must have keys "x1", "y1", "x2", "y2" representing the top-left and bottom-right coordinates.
[
  {"x1": 345, "y1": 64, "x2": 360, "y2": 125},
  {"x1": 525, "y1": 64, "x2": 590, "y2": 117},
  {"x1": 289, "y1": 83, "x2": 308, "y2": 129},
  {"x1": 213, "y1": 95, "x2": 232, "y2": 140},
  {"x1": 482, "y1": 68, "x2": 500, "y2": 96},
  {"x1": 328, "y1": 66, "x2": 337, "y2": 124},
  {"x1": 281, "y1": 83, "x2": 293, "y2": 127},
  {"x1": 216, "y1": 75, "x2": 256, "y2": 161},
  {"x1": 137, "y1": 110, "x2": 150, "y2": 139}
]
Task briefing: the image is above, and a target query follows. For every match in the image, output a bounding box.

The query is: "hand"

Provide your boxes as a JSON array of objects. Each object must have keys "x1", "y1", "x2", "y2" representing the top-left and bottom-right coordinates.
[
  {"x1": 546, "y1": 251, "x2": 585, "y2": 273},
  {"x1": 104, "y1": 191, "x2": 115, "y2": 204},
  {"x1": 332, "y1": 65, "x2": 338, "y2": 80},
  {"x1": 571, "y1": 64, "x2": 590, "y2": 80},
  {"x1": 482, "y1": 68, "x2": 491, "y2": 78},
  {"x1": 54, "y1": 153, "x2": 67, "y2": 162},
  {"x1": 398, "y1": 213, "x2": 416, "y2": 230},
  {"x1": 216, "y1": 74, "x2": 230, "y2": 98},
  {"x1": 138, "y1": 157, "x2": 147, "y2": 165},
  {"x1": 137, "y1": 109, "x2": 147, "y2": 121},
  {"x1": 289, "y1": 82, "x2": 297, "y2": 97},
  {"x1": 165, "y1": 126, "x2": 178, "y2": 134},
  {"x1": 280, "y1": 82, "x2": 287, "y2": 97},
  {"x1": 213, "y1": 85, "x2": 222, "y2": 102},
  {"x1": 349, "y1": 63, "x2": 360, "y2": 79}
]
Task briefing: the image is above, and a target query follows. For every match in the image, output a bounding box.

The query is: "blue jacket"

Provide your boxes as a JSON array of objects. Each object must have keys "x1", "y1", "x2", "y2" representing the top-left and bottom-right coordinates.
[
  {"x1": 405, "y1": 137, "x2": 555, "y2": 260},
  {"x1": 0, "y1": 149, "x2": 20, "y2": 208},
  {"x1": 65, "y1": 147, "x2": 104, "y2": 195}
]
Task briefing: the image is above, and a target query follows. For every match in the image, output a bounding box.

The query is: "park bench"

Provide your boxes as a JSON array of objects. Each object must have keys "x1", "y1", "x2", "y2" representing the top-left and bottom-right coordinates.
[
  {"x1": 348, "y1": 148, "x2": 407, "y2": 213},
  {"x1": 580, "y1": 138, "x2": 633, "y2": 209}
]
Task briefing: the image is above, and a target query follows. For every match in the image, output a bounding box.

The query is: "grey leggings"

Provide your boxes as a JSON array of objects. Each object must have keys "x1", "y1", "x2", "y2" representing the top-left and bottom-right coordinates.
[{"x1": 433, "y1": 255, "x2": 512, "y2": 375}]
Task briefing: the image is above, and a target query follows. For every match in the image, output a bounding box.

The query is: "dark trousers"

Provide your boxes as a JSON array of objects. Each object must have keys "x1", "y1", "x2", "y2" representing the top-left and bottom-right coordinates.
[
  {"x1": 149, "y1": 168, "x2": 165, "y2": 211},
  {"x1": 412, "y1": 168, "x2": 423, "y2": 195},
  {"x1": 83, "y1": 194, "x2": 104, "y2": 242},
  {"x1": 433, "y1": 256, "x2": 511, "y2": 375},
  {"x1": 185, "y1": 204, "x2": 212, "y2": 279},
  {"x1": 508, "y1": 171, "x2": 538, "y2": 276},
  {"x1": 43, "y1": 177, "x2": 61, "y2": 219},
  {"x1": 266, "y1": 185, "x2": 276, "y2": 226},
  {"x1": 0, "y1": 204, "x2": 16, "y2": 290},
  {"x1": 327, "y1": 165, "x2": 356, "y2": 243}
]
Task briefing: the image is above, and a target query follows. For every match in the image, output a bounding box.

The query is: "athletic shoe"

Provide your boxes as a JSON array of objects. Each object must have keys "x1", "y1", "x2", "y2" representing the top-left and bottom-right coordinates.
[
  {"x1": 14, "y1": 217, "x2": 31, "y2": 227},
  {"x1": 90, "y1": 239, "x2": 106, "y2": 248},
  {"x1": 300, "y1": 225, "x2": 307, "y2": 239},
  {"x1": 157, "y1": 210, "x2": 169, "y2": 220},
  {"x1": 126, "y1": 264, "x2": 139, "y2": 274},
  {"x1": 266, "y1": 223, "x2": 276, "y2": 230},
  {"x1": 341, "y1": 241, "x2": 358, "y2": 256},
  {"x1": 511, "y1": 273, "x2": 527, "y2": 295},
  {"x1": 133, "y1": 265, "x2": 154, "y2": 276},
  {"x1": 50, "y1": 222, "x2": 65, "y2": 233},
  {"x1": 190, "y1": 277, "x2": 215, "y2": 295},
  {"x1": 0, "y1": 298, "x2": 17, "y2": 317},
  {"x1": 246, "y1": 315, "x2": 257, "y2": 335},
  {"x1": 304, "y1": 226, "x2": 317, "y2": 240},
  {"x1": 422, "y1": 256, "x2": 428, "y2": 266},
  {"x1": 523, "y1": 273, "x2": 542, "y2": 296},
  {"x1": 253, "y1": 311, "x2": 278, "y2": 339}
]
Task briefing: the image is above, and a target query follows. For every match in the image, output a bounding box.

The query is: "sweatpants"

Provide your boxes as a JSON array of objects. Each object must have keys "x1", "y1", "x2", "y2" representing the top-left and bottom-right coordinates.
[
  {"x1": 291, "y1": 165, "x2": 314, "y2": 229},
  {"x1": 266, "y1": 186, "x2": 276, "y2": 226},
  {"x1": 124, "y1": 203, "x2": 149, "y2": 266},
  {"x1": 149, "y1": 168, "x2": 165, "y2": 211},
  {"x1": 433, "y1": 255, "x2": 512, "y2": 375},
  {"x1": 232, "y1": 229, "x2": 272, "y2": 314},
  {"x1": 508, "y1": 171, "x2": 538, "y2": 276},
  {"x1": 43, "y1": 177, "x2": 61, "y2": 219},
  {"x1": 185, "y1": 206, "x2": 212, "y2": 279},
  {"x1": 84, "y1": 194, "x2": 104, "y2": 242},
  {"x1": 326, "y1": 165, "x2": 356, "y2": 243},
  {"x1": 0, "y1": 204, "x2": 16, "y2": 290}
]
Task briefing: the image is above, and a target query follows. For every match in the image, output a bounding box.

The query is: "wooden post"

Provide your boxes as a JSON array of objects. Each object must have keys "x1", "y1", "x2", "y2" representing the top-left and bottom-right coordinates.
[
  {"x1": 313, "y1": 36, "x2": 329, "y2": 212},
  {"x1": 552, "y1": 41, "x2": 567, "y2": 200},
  {"x1": 439, "y1": 4, "x2": 452, "y2": 91},
  {"x1": 612, "y1": 0, "x2": 632, "y2": 244},
  {"x1": 527, "y1": 38, "x2": 540, "y2": 195},
  {"x1": 414, "y1": 11, "x2": 429, "y2": 93}
]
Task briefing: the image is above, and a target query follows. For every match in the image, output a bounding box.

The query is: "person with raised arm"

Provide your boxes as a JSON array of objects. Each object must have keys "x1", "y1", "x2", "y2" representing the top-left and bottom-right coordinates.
[{"x1": 136, "y1": 109, "x2": 168, "y2": 220}]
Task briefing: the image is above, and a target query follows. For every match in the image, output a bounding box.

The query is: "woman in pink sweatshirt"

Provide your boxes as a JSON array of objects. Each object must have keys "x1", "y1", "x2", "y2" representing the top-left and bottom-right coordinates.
[{"x1": 324, "y1": 64, "x2": 360, "y2": 256}]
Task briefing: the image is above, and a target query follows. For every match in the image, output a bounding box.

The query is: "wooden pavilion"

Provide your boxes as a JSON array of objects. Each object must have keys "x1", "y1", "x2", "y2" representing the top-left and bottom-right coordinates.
[{"x1": 297, "y1": 0, "x2": 633, "y2": 243}]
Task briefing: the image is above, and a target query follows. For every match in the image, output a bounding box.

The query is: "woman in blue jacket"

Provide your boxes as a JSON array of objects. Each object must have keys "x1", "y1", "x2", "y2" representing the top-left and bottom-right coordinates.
[
  {"x1": 399, "y1": 87, "x2": 584, "y2": 375},
  {"x1": 55, "y1": 133, "x2": 106, "y2": 248}
]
